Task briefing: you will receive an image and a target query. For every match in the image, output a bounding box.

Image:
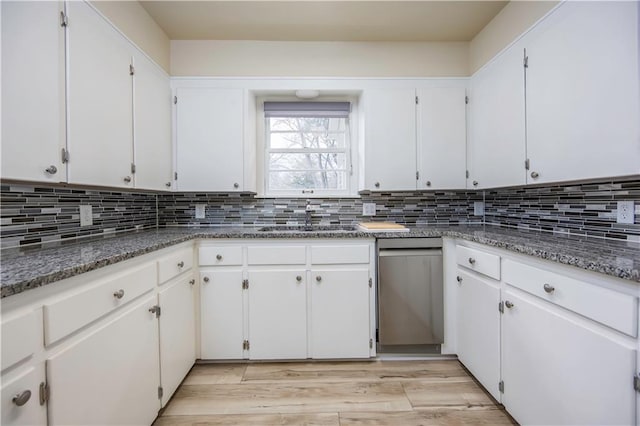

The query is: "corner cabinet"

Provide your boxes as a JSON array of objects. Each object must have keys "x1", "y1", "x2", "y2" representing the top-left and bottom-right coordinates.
[
  {"x1": 174, "y1": 88, "x2": 246, "y2": 191},
  {"x1": 198, "y1": 240, "x2": 376, "y2": 360},
  {"x1": 1, "y1": 1, "x2": 66, "y2": 183}
]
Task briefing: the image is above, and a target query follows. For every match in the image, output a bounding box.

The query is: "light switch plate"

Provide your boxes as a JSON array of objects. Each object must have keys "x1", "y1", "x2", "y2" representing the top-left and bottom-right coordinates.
[
  {"x1": 474, "y1": 201, "x2": 485, "y2": 216},
  {"x1": 617, "y1": 201, "x2": 635, "y2": 224},
  {"x1": 195, "y1": 204, "x2": 206, "y2": 219},
  {"x1": 79, "y1": 205, "x2": 93, "y2": 227},
  {"x1": 362, "y1": 203, "x2": 376, "y2": 216}
]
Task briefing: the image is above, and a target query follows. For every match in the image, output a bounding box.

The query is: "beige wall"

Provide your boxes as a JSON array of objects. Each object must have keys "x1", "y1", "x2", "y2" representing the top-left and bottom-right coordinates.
[
  {"x1": 469, "y1": 1, "x2": 559, "y2": 74},
  {"x1": 90, "y1": 1, "x2": 170, "y2": 72},
  {"x1": 170, "y1": 40, "x2": 469, "y2": 77}
]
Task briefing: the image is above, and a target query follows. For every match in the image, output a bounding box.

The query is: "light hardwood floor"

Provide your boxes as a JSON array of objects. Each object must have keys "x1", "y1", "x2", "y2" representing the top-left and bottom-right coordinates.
[{"x1": 154, "y1": 360, "x2": 517, "y2": 426}]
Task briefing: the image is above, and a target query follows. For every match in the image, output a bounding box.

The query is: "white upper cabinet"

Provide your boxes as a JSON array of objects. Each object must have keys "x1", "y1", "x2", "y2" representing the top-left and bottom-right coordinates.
[
  {"x1": 524, "y1": 1, "x2": 640, "y2": 184},
  {"x1": 417, "y1": 87, "x2": 467, "y2": 190},
  {"x1": 1, "y1": 1, "x2": 66, "y2": 183},
  {"x1": 469, "y1": 41, "x2": 526, "y2": 189},
  {"x1": 66, "y1": 1, "x2": 134, "y2": 188},
  {"x1": 133, "y1": 52, "x2": 173, "y2": 191},
  {"x1": 362, "y1": 89, "x2": 417, "y2": 191},
  {"x1": 175, "y1": 88, "x2": 245, "y2": 191}
]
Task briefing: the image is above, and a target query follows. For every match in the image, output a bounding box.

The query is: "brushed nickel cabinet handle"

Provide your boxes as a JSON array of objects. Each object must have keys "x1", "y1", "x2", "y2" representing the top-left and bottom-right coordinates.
[
  {"x1": 177, "y1": 261, "x2": 185, "y2": 268},
  {"x1": 531, "y1": 171, "x2": 539, "y2": 179},
  {"x1": 505, "y1": 300, "x2": 514, "y2": 309},
  {"x1": 216, "y1": 254, "x2": 223, "y2": 260},
  {"x1": 456, "y1": 276, "x2": 463, "y2": 283},
  {"x1": 468, "y1": 257, "x2": 476, "y2": 265},
  {"x1": 12, "y1": 390, "x2": 31, "y2": 406},
  {"x1": 472, "y1": 181, "x2": 478, "y2": 186},
  {"x1": 316, "y1": 276, "x2": 322, "y2": 282},
  {"x1": 543, "y1": 283, "x2": 555, "y2": 294},
  {"x1": 113, "y1": 289, "x2": 125, "y2": 299},
  {"x1": 123, "y1": 176, "x2": 132, "y2": 183},
  {"x1": 165, "y1": 182, "x2": 171, "y2": 188},
  {"x1": 189, "y1": 279, "x2": 195, "y2": 285},
  {"x1": 374, "y1": 182, "x2": 380, "y2": 188},
  {"x1": 296, "y1": 275, "x2": 302, "y2": 282},
  {"x1": 45, "y1": 165, "x2": 57, "y2": 175},
  {"x1": 426, "y1": 181, "x2": 431, "y2": 187},
  {"x1": 233, "y1": 183, "x2": 239, "y2": 189},
  {"x1": 203, "y1": 276, "x2": 210, "y2": 283}
]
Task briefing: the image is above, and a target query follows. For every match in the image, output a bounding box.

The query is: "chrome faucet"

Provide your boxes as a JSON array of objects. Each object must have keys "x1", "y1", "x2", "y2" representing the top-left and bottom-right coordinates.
[{"x1": 305, "y1": 200, "x2": 313, "y2": 231}]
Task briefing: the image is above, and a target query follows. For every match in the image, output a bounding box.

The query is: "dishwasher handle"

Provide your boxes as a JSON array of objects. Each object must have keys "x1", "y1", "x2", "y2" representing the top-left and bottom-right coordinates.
[{"x1": 379, "y1": 249, "x2": 442, "y2": 257}]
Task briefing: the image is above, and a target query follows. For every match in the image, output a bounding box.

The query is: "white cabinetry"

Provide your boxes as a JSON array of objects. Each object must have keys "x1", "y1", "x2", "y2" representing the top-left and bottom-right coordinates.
[
  {"x1": 133, "y1": 52, "x2": 173, "y2": 191},
  {"x1": 417, "y1": 88, "x2": 467, "y2": 190},
  {"x1": 1, "y1": 365, "x2": 47, "y2": 426},
  {"x1": 524, "y1": 1, "x2": 640, "y2": 183},
  {"x1": 175, "y1": 88, "x2": 245, "y2": 191},
  {"x1": 158, "y1": 276, "x2": 196, "y2": 407},
  {"x1": 362, "y1": 89, "x2": 417, "y2": 191},
  {"x1": 47, "y1": 294, "x2": 160, "y2": 426},
  {"x1": 468, "y1": 42, "x2": 526, "y2": 189},
  {"x1": 66, "y1": 1, "x2": 134, "y2": 188},
  {"x1": 248, "y1": 270, "x2": 308, "y2": 360},
  {"x1": 1, "y1": 1, "x2": 66, "y2": 183},
  {"x1": 502, "y1": 288, "x2": 636, "y2": 425}
]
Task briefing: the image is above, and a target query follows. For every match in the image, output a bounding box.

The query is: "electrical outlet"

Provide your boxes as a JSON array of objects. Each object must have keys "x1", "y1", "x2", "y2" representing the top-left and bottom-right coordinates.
[
  {"x1": 195, "y1": 204, "x2": 206, "y2": 219},
  {"x1": 79, "y1": 205, "x2": 93, "y2": 227},
  {"x1": 616, "y1": 201, "x2": 635, "y2": 224},
  {"x1": 474, "y1": 201, "x2": 485, "y2": 216},
  {"x1": 362, "y1": 203, "x2": 376, "y2": 216}
]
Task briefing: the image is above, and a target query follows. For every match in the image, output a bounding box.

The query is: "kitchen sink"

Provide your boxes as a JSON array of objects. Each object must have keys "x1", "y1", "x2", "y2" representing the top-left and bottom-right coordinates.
[{"x1": 257, "y1": 225, "x2": 359, "y2": 233}]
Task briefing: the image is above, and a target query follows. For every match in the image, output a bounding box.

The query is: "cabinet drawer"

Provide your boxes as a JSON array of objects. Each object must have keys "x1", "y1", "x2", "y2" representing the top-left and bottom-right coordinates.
[
  {"x1": 503, "y1": 259, "x2": 638, "y2": 336},
  {"x1": 158, "y1": 247, "x2": 193, "y2": 284},
  {"x1": 199, "y1": 246, "x2": 243, "y2": 266},
  {"x1": 43, "y1": 262, "x2": 156, "y2": 345},
  {"x1": 248, "y1": 246, "x2": 306, "y2": 265},
  {"x1": 456, "y1": 245, "x2": 500, "y2": 280},
  {"x1": 311, "y1": 245, "x2": 370, "y2": 264},
  {"x1": 1, "y1": 310, "x2": 41, "y2": 372}
]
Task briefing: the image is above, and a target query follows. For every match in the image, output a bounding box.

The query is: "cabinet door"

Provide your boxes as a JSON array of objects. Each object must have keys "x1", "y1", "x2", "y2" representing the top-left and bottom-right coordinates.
[
  {"x1": 469, "y1": 42, "x2": 526, "y2": 189},
  {"x1": 362, "y1": 89, "x2": 417, "y2": 191},
  {"x1": 310, "y1": 268, "x2": 371, "y2": 358},
  {"x1": 455, "y1": 270, "x2": 501, "y2": 401},
  {"x1": 133, "y1": 52, "x2": 173, "y2": 191},
  {"x1": 200, "y1": 270, "x2": 244, "y2": 359},
  {"x1": 1, "y1": 364, "x2": 47, "y2": 426},
  {"x1": 1, "y1": 1, "x2": 65, "y2": 183},
  {"x1": 67, "y1": 1, "x2": 134, "y2": 188},
  {"x1": 502, "y1": 289, "x2": 636, "y2": 425},
  {"x1": 525, "y1": 1, "x2": 640, "y2": 184},
  {"x1": 47, "y1": 295, "x2": 160, "y2": 426},
  {"x1": 248, "y1": 270, "x2": 307, "y2": 360},
  {"x1": 417, "y1": 87, "x2": 467, "y2": 190},
  {"x1": 158, "y1": 276, "x2": 196, "y2": 407},
  {"x1": 175, "y1": 88, "x2": 244, "y2": 191}
]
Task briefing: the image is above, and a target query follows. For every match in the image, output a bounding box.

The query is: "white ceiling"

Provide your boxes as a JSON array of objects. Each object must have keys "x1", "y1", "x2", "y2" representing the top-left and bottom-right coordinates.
[{"x1": 140, "y1": 1, "x2": 509, "y2": 42}]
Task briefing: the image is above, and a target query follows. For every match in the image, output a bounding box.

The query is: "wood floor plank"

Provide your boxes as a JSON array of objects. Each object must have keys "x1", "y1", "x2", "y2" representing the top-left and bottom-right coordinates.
[
  {"x1": 162, "y1": 382, "x2": 412, "y2": 416},
  {"x1": 402, "y1": 380, "x2": 496, "y2": 409},
  {"x1": 243, "y1": 360, "x2": 469, "y2": 383},
  {"x1": 182, "y1": 364, "x2": 247, "y2": 385},
  {"x1": 153, "y1": 412, "x2": 340, "y2": 426},
  {"x1": 339, "y1": 407, "x2": 517, "y2": 426}
]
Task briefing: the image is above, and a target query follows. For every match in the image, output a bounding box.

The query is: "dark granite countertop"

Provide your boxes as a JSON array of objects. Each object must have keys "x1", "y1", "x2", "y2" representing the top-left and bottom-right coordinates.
[{"x1": 1, "y1": 224, "x2": 639, "y2": 298}]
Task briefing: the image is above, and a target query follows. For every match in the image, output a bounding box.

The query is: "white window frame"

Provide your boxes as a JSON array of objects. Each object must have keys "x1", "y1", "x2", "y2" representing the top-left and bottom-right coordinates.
[{"x1": 256, "y1": 96, "x2": 359, "y2": 198}]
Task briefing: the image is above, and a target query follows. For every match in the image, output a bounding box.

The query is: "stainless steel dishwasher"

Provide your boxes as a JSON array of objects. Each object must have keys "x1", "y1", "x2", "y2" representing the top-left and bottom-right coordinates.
[{"x1": 377, "y1": 238, "x2": 444, "y2": 354}]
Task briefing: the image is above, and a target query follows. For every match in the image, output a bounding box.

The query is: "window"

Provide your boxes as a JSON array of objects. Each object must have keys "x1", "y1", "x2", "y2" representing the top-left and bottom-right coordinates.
[{"x1": 264, "y1": 101, "x2": 352, "y2": 196}]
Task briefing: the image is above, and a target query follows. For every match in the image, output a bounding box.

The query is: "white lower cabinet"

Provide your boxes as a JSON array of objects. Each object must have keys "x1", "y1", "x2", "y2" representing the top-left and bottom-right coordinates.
[
  {"x1": 158, "y1": 275, "x2": 196, "y2": 407},
  {"x1": 200, "y1": 270, "x2": 244, "y2": 359},
  {"x1": 455, "y1": 269, "x2": 501, "y2": 401},
  {"x1": 502, "y1": 288, "x2": 636, "y2": 425},
  {"x1": 47, "y1": 294, "x2": 161, "y2": 426},
  {"x1": 310, "y1": 268, "x2": 371, "y2": 359},
  {"x1": 1, "y1": 364, "x2": 47, "y2": 426},
  {"x1": 248, "y1": 270, "x2": 308, "y2": 360}
]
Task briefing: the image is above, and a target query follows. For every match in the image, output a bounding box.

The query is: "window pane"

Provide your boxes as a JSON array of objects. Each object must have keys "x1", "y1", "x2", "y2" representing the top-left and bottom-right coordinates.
[
  {"x1": 268, "y1": 171, "x2": 348, "y2": 190},
  {"x1": 268, "y1": 117, "x2": 347, "y2": 133},
  {"x1": 269, "y1": 132, "x2": 346, "y2": 149},
  {"x1": 269, "y1": 153, "x2": 347, "y2": 171}
]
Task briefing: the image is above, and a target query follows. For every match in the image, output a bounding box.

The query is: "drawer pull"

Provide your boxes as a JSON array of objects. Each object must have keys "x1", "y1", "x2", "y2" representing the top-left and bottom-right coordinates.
[
  {"x1": 177, "y1": 261, "x2": 185, "y2": 268},
  {"x1": 12, "y1": 390, "x2": 31, "y2": 406},
  {"x1": 456, "y1": 276, "x2": 463, "y2": 283},
  {"x1": 296, "y1": 275, "x2": 302, "y2": 282},
  {"x1": 316, "y1": 276, "x2": 322, "y2": 282},
  {"x1": 189, "y1": 279, "x2": 195, "y2": 285},
  {"x1": 543, "y1": 283, "x2": 555, "y2": 294},
  {"x1": 216, "y1": 254, "x2": 223, "y2": 261},
  {"x1": 203, "y1": 276, "x2": 210, "y2": 283},
  {"x1": 113, "y1": 289, "x2": 125, "y2": 299},
  {"x1": 468, "y1": 257, "x2": 476, "y2": 265},
  {"x1": 505, "y1": 300, "x2": 514, "y2": 309}
]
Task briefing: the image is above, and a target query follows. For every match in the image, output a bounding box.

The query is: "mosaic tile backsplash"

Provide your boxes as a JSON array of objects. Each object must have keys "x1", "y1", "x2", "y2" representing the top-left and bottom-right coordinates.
[
  {"x1": 1, "y1": 177, "x2": 639, "y2": 248},
  {"x1": 1, "y1": 183, "x2": 157, "y2": 248}
]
